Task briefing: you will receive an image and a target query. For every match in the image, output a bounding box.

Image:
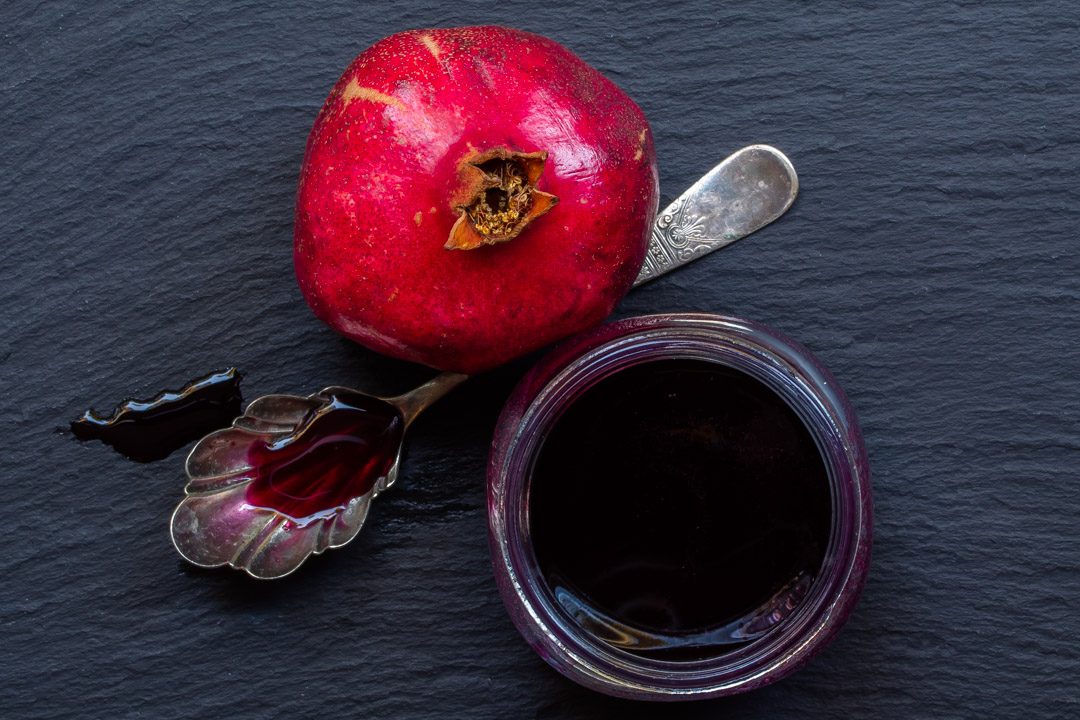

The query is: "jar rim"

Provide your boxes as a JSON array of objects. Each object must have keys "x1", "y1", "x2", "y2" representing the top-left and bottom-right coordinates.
[{"x1": 487, "y1": 313, "x2": 872, "y2": 699}]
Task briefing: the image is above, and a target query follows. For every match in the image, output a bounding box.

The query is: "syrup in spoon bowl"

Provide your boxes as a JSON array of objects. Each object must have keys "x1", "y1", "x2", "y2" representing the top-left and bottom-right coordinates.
[{"x1": 171, "y1": 373, "x2": 467, "y2": 579}]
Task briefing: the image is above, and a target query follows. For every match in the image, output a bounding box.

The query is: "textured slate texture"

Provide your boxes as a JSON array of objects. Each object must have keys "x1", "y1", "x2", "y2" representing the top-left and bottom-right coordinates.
[{"x1": 2, "y1": 1, "x2": 1078, "y2": 718}]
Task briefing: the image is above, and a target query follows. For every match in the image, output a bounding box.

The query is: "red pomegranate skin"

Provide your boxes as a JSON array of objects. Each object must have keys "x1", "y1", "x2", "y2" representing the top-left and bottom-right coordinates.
[{"x1": 294, "y1": 26, "x2": 658, "y2": 373}]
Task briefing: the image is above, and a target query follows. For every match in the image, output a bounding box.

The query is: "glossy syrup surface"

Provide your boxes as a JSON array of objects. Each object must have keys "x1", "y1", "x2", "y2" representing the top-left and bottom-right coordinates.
[
  {"x1": 71, "y1": 368, "x2": 243, "y2": 462},
  {"x1": 243, "y1": 391, "x2": 405, "y2": 525},
  {"x1": 529, "y1": 359, "x2": 831, "y2": 661}
]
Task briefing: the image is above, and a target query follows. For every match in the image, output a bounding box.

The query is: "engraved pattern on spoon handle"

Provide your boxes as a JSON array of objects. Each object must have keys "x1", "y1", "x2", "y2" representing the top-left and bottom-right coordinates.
[{"x1": 633, "y1": 145, "x2": 799, "y2": 287}]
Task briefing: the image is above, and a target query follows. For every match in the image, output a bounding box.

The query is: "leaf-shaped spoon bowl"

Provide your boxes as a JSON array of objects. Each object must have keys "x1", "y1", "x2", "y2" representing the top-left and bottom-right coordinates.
[
  {"x1": 171, "y1": 374, "x2": 466, "y2": 579},
  {"x1": 170, "y1": 144, "x2": 798, "y2": 579}
]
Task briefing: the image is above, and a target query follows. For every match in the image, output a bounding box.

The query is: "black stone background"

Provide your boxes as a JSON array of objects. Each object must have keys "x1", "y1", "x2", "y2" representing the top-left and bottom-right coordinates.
[{"x1": 2, "y1": 1, "x2": 1078, "y2": 718}]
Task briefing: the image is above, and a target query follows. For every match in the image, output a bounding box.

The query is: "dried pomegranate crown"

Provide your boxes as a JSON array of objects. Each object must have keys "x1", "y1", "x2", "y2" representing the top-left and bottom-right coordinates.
[{"x1": 446, "y1": 149, "x2": 559, "y2": 250}]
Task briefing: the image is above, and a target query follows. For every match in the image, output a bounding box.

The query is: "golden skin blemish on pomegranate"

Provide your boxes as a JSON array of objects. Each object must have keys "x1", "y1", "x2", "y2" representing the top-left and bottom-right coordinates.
[
  {"x1": 419, "y1": 34, "x2": 441, "y2": 60},
  {"x1": 634, "y1": 128, "x2": 648, "y2": 161},
  {"x1": 332, "y1": 190, "x2": 359, "y2": 222},
  {"x1": 340, "y1": 77, "x2": 406, "y2": 111},
  {"x1": 414, "y1": 211, "x2": 423, "y2": 226}
]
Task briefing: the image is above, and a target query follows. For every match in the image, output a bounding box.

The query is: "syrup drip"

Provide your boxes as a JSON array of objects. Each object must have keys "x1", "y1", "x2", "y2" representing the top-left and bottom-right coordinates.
[{"x1": 71, "y1": 368, "x2": 243, "y2": 463}]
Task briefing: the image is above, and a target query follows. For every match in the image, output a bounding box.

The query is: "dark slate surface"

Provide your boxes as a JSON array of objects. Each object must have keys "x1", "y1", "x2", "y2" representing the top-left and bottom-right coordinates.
[{"x1": 3, "y1": 1, "x2": 1078, "y2": 717}]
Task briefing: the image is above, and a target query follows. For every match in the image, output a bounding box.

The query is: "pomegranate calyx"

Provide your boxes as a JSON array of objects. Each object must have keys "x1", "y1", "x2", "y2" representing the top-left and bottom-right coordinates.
[{"x1": 445, "y1": 149, "x2": 558, "y2": 250}]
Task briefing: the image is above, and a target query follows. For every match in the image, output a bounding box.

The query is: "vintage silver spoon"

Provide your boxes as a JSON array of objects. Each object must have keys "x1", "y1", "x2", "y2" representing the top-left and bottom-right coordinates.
[{"x1": 170, "y1": 144, "x2": 799, "y2": 579}]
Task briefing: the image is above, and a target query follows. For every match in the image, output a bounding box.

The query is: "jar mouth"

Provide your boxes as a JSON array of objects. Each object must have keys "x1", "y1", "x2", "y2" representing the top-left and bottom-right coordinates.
[{"x1": 487, "y1": 314, "x2": 872, "y2": 699}]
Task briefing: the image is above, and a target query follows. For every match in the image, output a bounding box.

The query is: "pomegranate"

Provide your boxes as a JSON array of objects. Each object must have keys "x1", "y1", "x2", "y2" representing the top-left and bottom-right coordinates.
[{"x1": 294, "y1": 26, "x2": 658, "y2": 373}]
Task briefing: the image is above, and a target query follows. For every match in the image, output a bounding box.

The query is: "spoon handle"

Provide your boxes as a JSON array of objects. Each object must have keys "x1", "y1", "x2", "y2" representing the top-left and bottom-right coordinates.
[
  {"x1": 388, "y1": 372, "x2": 470, "y2": 426},
  {"x1": 633, "y1": 145, "x2": 798, "y2": 287}
]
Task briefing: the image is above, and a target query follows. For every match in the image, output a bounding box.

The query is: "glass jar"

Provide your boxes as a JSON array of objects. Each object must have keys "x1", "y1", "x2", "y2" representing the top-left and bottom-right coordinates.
[{"x1": 487, "y1": 313, "x2": 872, "y2": 699}]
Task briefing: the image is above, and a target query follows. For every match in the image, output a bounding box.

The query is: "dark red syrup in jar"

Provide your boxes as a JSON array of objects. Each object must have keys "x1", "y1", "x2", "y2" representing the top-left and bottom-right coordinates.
[
  {"x1": 243, "y1": 390, "x2": 405, "y2": 525},
  {"x1": 529, "y1": 359, "x2": 831, "y2": 660}
]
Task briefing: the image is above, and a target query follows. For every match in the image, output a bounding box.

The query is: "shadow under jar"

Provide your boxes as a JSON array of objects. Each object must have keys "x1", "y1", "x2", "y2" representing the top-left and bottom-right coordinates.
[{"x1": 487, "y1": 313, "x2": 872, "y2": 700}]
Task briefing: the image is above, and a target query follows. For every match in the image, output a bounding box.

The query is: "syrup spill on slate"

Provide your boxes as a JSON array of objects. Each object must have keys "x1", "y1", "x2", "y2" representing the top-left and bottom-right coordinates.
[
  {"x1": 529, "y1": 359, "x2": 831, "y2": 661},
  {"x1": 71, "y1": 368, "x2": 243, "y2": 463}
]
